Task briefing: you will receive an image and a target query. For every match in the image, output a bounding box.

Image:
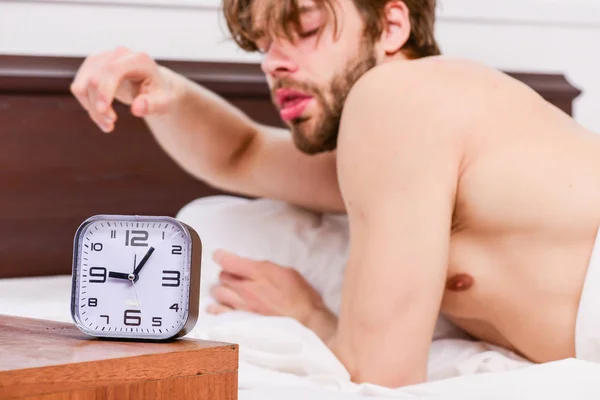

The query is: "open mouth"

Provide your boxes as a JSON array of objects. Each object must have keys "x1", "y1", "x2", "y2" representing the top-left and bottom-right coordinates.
[
  {"x1": 281, "y1": 94, "x2": 311, "y2": 108},
  {"x1": 276, "y1": 89, "x2": 314, "y2": 121}
]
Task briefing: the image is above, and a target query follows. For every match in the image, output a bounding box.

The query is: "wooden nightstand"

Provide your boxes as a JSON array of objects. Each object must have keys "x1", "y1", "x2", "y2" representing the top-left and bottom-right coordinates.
[{"x1": 0, "y1": 315, "x2": 238, "y2": 399}]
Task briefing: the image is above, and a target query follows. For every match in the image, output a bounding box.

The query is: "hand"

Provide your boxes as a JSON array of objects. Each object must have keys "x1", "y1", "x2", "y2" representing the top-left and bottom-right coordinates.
[
  {"x1": 70, "y1": 46, "x2": 181, "y2": 133},
  {"x1": 208, "y1": 250, "x2": 329, "y2": 326},
  {"x1": 133, "y1": 247, "x2": 155, "y2": 281}
]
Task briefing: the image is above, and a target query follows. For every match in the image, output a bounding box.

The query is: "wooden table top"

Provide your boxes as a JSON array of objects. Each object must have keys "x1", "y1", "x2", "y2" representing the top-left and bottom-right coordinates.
[{"x1": 0, "y1": 315, "x2": 239, "y2": 399}]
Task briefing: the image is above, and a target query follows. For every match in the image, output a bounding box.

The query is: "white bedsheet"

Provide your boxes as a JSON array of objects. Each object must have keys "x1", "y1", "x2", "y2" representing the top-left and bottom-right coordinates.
[{"x1": 1, "y1": 196, "x2": 599, "y2": 399}]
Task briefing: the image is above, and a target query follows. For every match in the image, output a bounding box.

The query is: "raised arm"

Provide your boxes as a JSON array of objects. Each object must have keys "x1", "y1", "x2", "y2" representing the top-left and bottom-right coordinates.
[
  {"x1": 329, "y1": 62, "x2": 465, "y2": 387},
  {"x1": 143, "y1": 68, "x2": 343, "y2": 212},
  {"x1": 71, "y1": 47, "x2": 343, "y2": 213}
]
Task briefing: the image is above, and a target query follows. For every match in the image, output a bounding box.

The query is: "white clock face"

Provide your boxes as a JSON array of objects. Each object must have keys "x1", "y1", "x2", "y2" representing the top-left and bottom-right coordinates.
[{"x1": 71, "y1": 215, "x2": 194, "y2": 340}]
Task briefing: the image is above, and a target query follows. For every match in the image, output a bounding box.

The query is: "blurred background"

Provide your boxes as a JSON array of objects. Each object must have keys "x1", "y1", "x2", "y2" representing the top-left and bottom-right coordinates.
[
  {"x1": 1, "y1": 0, "x2": 599, "y2": 280},
  {"x1": 1, "y1": 0, "x2": 599, "y2": 130}
]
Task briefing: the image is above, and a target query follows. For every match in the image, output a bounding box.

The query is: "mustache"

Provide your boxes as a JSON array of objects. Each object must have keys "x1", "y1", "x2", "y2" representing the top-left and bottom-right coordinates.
[{"x1": 271, "y1": 78, "x2": 318, "y2": 97}]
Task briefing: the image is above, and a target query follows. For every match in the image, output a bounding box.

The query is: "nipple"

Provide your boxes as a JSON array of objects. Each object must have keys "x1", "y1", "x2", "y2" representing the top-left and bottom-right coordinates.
[{"x1": 446, "y1": 273, "x2": 474, "y2": 291}]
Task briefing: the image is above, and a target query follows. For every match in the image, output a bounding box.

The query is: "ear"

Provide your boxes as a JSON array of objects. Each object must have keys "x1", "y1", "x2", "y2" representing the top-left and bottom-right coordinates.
[{"x1": 379, "y1": 1, "x2": 411, "y2": 56}]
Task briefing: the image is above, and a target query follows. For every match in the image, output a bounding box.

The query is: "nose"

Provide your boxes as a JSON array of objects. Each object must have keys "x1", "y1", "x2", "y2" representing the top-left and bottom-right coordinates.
[{"x1": 260, "y1": 43, "x2": 298, "y2": 78}]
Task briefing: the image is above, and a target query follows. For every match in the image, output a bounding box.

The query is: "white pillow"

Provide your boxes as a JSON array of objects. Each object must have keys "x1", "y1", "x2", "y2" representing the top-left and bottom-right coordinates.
[
  {"x1": 176, "y1": 195, "x2": 349, "y2": 315},
  {"x1": 176, "y1": 195, "x2": 465, "y2": 340}
]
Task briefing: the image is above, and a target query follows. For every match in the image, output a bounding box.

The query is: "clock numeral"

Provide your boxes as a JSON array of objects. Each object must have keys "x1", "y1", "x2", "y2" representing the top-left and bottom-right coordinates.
[
  {"x1": 88, "y1": 298, "x2": 98, "y2": 307},
  {"x1": 89, "y1": 267, "x2": 107, "y2": 283},
  {"x1": 162, "y1": 270, "x2": 181, "y2": 287},
  {"x1": 171, "y1": 245, "x2": 183, "y2": 255},
  {"x1": 91, "y1": 243, "x2": 103, "y2": 252},
  {"x1": 125, "y1": 230, "x2": 149, "y2": 247},
  {"x1": 169, "y1": 303, "x2": 179, "y2": 312},
  {"x1": 123, "y1": 309, "x2": 141, "y2": 326},
  {"x1": 101, "y1": 314, "x2": 110, "y2": 324},
  {"x1": 110, "y1": 230, "x2": 117, "y2": 239},
  {"x1": 152, "y1": 317, "x2": 162, "y2": 327}
]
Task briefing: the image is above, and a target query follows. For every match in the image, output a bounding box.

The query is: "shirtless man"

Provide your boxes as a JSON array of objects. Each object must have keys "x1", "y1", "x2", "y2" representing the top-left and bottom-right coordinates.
[{"x1": 70, "y1": 0, "x2": 600, "y2": 388}]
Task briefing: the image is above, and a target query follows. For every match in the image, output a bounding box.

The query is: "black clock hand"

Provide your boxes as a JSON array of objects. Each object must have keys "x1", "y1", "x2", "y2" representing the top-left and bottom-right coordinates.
[
  {"x1": 108, "y1": 271, "x2": 130, "y2": 280},
  {"x1": 133, "y1": 247, "x2": 155, "y2": 279}
]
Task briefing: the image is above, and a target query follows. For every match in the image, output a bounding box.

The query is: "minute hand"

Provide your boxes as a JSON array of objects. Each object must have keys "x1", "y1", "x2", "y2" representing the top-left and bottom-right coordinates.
[{"x1": 133, "y1": 247, "x2": 155, "y2": 279}]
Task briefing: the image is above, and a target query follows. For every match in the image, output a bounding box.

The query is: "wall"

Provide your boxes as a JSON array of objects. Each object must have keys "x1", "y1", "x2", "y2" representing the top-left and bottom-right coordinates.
[
  {"x1": 437, "y1": 0, "x2": 600, "y2": 133},
  {"x1": 1, "y1": 0, "x2": 600, "y2": 131}
]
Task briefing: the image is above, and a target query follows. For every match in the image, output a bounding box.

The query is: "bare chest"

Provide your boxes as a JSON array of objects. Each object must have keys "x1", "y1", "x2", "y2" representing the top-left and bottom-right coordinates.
[{"x1": 436, "y1": 130, "x2": 600, "y2": 359}]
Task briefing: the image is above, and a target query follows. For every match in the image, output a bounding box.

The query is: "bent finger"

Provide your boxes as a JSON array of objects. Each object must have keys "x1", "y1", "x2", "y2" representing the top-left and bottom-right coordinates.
[
  {"x1": 130, "y1": 91, "x2": 174, "y2": 117},
  {"x1": 91, "y1": 52, "x2": 156, "y2": 121},
  {"x1": 213, "y1": 249, "x2": 263, "y2": 280},
  {"x1": 87, "y1": 79, "x2": 116, "y2": 133},
  {"x1": 219, "y1": 270, "x2": 245, "y2": 286},
  {"x1": 210, "y1": 284, "x2": 246, "y2": 310},
  {"x1": 71, "y1": 47, "x2": 128, "y2": 112},
  {"x1": 207, "y1": 303, "x2": 234, "y2": 315}
]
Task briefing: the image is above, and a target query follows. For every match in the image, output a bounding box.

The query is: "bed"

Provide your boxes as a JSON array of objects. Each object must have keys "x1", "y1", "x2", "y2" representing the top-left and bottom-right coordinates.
[
  {"x1": 0, "y1": 54, "x2": 584, "y2": 280},
  {"x1": 2, "y1": 55, "x2": 599, "y2": 399}
]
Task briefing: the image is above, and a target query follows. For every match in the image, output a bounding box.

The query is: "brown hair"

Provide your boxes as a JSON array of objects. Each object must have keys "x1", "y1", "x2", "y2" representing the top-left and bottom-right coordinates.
[{"x1": 222, "y1": 0, "x2": 440, "y2": 59}]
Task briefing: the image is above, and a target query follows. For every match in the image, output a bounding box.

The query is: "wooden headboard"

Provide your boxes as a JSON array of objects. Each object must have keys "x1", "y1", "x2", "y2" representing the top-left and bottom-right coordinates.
[{"x1": 0, "y1": 55, "x2": 582, "y2": 279}]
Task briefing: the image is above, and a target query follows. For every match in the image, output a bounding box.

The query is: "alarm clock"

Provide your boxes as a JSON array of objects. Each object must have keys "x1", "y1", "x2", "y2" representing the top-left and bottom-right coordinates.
[{"x1": 70, "y1": 214, "x2": 202, "y2": 341}]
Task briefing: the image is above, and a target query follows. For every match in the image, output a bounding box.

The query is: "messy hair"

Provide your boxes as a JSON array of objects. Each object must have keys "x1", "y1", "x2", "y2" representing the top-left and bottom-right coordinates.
[{"x1": 222, "y1": 0, "x2": 440, "y2": 59}]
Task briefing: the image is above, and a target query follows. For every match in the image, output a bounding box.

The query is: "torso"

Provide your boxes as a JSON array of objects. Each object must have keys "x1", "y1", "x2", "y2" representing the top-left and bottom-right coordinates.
[{"x1": 436, "y1": 60, "x2": 600, "y2": 362}]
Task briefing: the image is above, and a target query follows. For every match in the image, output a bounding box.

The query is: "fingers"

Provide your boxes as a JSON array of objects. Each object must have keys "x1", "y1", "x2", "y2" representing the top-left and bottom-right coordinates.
[
  {"x1": 87, "y1": 78, "x2": 117, "y2": 133},
  {"x1": 71, "y1": 51, "x2": 111, "y2": 112},
  {"x1": 94, "y1": 52, "x2": 156, "y2": 115},
  {"x1": 130, "y1": 91, "x2": 174, "y2": 117},
  {"x1": 70, "y1": 47, "x2": 162, "y2": 133},
  {"x1": 210, "y1": 284, "x2": 246, "y2": 310},
  {"x1": 71, "y1": 48, "x2": 128, "y2": 132},
  {"x1": 207, "y1": 303, "x2": 234, "y2": 315},
  {"x1": 219, "y1": 270, "x2": 243, "y2": 286},
  {"x1": 207, "y1": 273, "x2": 246, "y2": 315},
  {"x1": 213, "y1": 249, "x2": 263, "y2": 280},
  {"x1": 71, "y1": 68, "x2": 93, "y2": 112},
  {"x1": 89, "y1": 52, "x2": 156, "y2": 132}
]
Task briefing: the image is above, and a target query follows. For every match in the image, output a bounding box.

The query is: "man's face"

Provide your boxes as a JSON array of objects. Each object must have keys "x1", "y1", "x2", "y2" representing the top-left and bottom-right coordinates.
[{"x1": 255, "y1": 0, "x2": 378, "y2": 154}]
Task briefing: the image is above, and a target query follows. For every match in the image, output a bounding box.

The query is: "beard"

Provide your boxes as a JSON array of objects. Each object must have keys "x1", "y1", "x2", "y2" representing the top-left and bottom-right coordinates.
[{"x1": 271, "y1": 39, "x2": 378, "y2": 155}]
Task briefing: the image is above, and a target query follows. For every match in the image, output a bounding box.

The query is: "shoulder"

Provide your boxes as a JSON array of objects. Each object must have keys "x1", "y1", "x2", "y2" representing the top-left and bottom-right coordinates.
[
  {"x1": 342, "y1": 56, "x2": 503, "y2": 120},
  {"x1": 336, "y1": 57, "x2": 511, "y2": 150},
  {"x1": 336, "y1": 58, "x2": 475, "y2": 191},
  {"x1": 349, "y1": 56, "x2": 504, "y2": 92},
  {"x1": 337, "y1": 57, "x2": 494, "y2": 147}
]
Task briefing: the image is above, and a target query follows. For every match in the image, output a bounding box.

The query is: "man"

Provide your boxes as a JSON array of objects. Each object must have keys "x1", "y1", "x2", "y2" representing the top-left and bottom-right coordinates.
[{"x1": 70, "y1": 0, "x2": 600, "y2": 388}]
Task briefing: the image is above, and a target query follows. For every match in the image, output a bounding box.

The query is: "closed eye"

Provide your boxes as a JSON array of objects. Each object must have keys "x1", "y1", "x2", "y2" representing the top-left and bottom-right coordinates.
[{"x1": 298, "y1": 27, "x2": 320, "y2": 39}]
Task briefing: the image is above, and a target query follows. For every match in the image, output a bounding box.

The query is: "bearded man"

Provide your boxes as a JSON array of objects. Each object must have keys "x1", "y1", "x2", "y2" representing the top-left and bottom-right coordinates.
[{"x1": 70, "y1": 0, "x2": 600, "y2": 388}]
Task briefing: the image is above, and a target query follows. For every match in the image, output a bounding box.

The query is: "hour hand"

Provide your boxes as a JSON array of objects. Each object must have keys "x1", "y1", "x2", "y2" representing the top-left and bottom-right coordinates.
[{"x1": 108, "y1": 271, "x2": 130, "y2": 280}]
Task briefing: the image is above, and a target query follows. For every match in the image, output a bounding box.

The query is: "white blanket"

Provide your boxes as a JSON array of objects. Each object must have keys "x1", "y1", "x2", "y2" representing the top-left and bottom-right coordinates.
[{"x1": 1, "y1": 196, "x2": 599, "y2": 399}]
